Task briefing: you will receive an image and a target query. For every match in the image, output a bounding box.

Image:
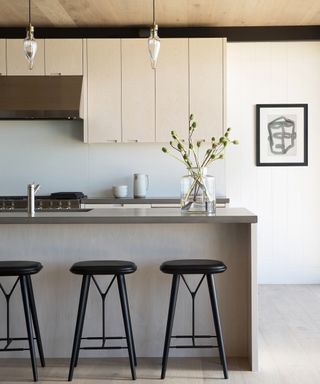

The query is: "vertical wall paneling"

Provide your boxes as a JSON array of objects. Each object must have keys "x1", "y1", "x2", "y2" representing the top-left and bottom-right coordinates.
[
  {"x1": 87, "y1": 39, "x2": 121, "y2": 143},
  {"x1": 155, "y1": 38, "x2": 189, "y2": 142},
  {"x1": 227, "y1": 41, "x2": 320, "y2": 283},
  {"x1": 122, "y1": 39, "x2": 155, "y2": 142},
  {"x1": 7, "y1": 39, "x2": 45, "y2": 75}
]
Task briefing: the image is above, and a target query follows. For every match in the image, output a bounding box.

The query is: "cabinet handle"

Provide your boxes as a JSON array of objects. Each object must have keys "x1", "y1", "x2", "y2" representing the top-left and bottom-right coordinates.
[
  {"x1": 50, "y1": 72, "x2": 62, "y2": 76},
  {"x1": 106, "y1": 140, "x2": 118, "y2": 143},
  {"x1": 127, "y1": 139, "x2": 139, "y2": 143}
]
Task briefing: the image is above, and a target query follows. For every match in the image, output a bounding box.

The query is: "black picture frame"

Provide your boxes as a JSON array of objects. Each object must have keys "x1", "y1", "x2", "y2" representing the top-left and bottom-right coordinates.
[{"x1": 256, "y1": 104, "x2": 308, "y2": 166}]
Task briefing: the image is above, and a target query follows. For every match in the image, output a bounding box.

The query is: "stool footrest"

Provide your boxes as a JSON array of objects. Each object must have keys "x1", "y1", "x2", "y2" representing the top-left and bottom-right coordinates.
[
  {"x1": 81, "y1": 346, "x2": 128, "y2": 350},
  {"x1": 0, "y1": 337, "x2": 37, "y2": 352},
  {"x1": 80, "y1": 335, "x2": 128, "y2": 351},
  {"x1": 172, "y1": 334, "x2": 216, "y2": 339},
  {"x1": 170, "y1": 334, "x2": 218, "y2": 349},
  {"x1": 0, "y1": 347, "x2": 30, "y2": 351},
  {"x1": 81, "y1": 336, "x2": 126, "y2": 340},
  {"x1": 170, "y1": 345, "x2": 218, "y2": 349}
]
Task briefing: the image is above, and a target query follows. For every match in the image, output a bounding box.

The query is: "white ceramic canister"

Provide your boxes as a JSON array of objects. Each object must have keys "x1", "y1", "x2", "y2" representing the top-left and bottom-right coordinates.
[{"x1": 133, "y1": 173, "x2": 149, "y2": 198}]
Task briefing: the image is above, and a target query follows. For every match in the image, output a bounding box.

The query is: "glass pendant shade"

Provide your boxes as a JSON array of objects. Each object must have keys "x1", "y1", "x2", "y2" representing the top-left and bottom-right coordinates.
[
  {"x1": 148, "y1": 24, "x2": 160, "y2": 69},
  {"x1": 24, "y1": 24, "x2": 37, "y2": 70}
]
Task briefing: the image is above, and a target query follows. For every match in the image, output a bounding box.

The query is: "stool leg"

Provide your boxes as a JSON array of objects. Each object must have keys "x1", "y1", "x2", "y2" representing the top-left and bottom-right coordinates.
[
  {"x1": 121, "y1": 274, "x2": 137, "y2": 366},
  {"x1": 117, "y1": 274, "x2": 136, "y2": 380},
  {"x1": 68, "y1": 275, "x2": 91, "y2": 382},
  {"x1": 74, "y1": 275, "x2": 93, "y2": 368},
  {"x1": 206, "y1": 274, "x2": 228, "y2": 379},
  {"x1": 26, "y1": 275, "x2": 45, "y2": 368},
  {"x1": 20, "y1": 275, "x2": 38, "y2": 382},
  {"x1": 161, "y1": 274, "x2": 180, "y2": 380}
]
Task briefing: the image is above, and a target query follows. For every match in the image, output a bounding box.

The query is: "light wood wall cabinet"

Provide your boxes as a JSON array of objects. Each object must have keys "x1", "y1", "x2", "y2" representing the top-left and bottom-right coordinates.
[
  {"x1": 7, "y1": 39, "x2": 45, "y2": 75},
  {"x1": 0, "y1": 39, "x2": 6, "y2": 75},
  {"x1": 122, "y1": 39, "x2": 155, "y2": 143},
  {"x1": 45, "y1": 39, "x2": 83, "y2": 75},
  {"x1": 156, "y1": 39, "x2": 189, "y2": 142},
  {"x1": 189, "y1": 38, "x2": 226, "y2": 141},
  {"x1": 87, "y1": 39, "x2": 121, "y2": 143},
  {"x1": 84, "y1": 37, "x2": 225, "y2": 144}
]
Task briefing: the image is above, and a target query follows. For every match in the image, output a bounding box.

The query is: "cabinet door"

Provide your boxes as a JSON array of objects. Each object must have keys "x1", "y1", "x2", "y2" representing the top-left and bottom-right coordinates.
[
  {"x1": 156, "y1": 39, "x2": 189, "y2": 142},
  {"x1": 7, "y1": 39, "x2": 45, "y2": 75},
  {"x1": 45, "y1": 39, "x2": 83, "y2": 75},
  {"x1": 87, "y1": 39, "x2": 121, "y2": 143},
  {"x1": 0, "y1": 39, "x2": 6, "y2": 75},
  {"x1": 122, "y1": 39, "x2": 155, "y2": 142},
  {"x1": 189, "y1": 38, "x2": 226, "y2": 141}
]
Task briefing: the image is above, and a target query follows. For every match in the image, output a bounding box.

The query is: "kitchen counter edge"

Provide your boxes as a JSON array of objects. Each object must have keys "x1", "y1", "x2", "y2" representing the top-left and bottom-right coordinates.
[
  {"x1": 0, "y1": 207, "x2": 257, "y2": 224},
  {"x1": 82, "y1": 197, "x2": 230, "y2": 204}
]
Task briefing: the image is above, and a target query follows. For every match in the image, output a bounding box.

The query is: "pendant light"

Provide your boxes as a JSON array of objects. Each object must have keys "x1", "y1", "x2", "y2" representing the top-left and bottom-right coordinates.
[
  {"x1": 23, "y1": 0, "x2": 37, "y2": 70},
  {"x1": 148, "y1": 0, "x2": 160, "y2": 69}
]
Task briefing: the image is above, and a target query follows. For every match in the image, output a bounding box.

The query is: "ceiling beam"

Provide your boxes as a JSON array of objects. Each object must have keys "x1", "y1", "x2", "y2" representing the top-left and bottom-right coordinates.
[{"x1": 0, "y1": 26, "x2": 319, "y2": 41}]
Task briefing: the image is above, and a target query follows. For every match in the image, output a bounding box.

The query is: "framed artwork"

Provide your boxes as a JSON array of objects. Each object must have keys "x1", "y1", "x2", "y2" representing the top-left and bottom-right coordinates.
[{"x1": 256, "y1": 104, "x2": 308, "y2": 166}]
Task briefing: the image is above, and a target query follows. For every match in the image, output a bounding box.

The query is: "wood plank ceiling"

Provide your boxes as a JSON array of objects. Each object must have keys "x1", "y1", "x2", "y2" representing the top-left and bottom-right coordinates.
[{"x1": 0, "y1": 0, "x2": 319, "y2": 28}]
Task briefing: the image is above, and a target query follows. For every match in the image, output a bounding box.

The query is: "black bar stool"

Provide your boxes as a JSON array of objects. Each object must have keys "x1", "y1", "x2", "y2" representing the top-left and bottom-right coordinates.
[
  {"x1": 160, "y1": 259, "x2": 228, "y2": 379},
  {"x1": 68, "y1": 260, "x2": 137, "y2": 381},
  {"x1": 0, "y1": 261, "x2": 45, "y2": 382}
]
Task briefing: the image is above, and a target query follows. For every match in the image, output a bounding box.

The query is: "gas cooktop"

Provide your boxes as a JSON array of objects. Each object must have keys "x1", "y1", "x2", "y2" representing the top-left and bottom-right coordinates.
[{"x1": 0, "y1": 192, "x2": 87, "y2": 210}]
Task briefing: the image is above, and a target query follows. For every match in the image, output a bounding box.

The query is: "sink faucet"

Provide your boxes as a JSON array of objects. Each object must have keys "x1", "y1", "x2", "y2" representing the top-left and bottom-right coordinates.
[{"x1": 27, "y1": 183, "x2": 40, "y2": 217}]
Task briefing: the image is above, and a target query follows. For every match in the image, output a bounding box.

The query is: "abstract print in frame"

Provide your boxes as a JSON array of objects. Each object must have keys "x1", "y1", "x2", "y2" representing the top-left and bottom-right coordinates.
[{"x1": 256, "y1": 104, "x2": 308, "y2": 166}]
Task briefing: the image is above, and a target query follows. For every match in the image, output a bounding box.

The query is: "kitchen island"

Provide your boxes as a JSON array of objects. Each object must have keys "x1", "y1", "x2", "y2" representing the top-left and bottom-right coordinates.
[{"x1": 0, "y1": 208, "x2": 257, "y2": 370}]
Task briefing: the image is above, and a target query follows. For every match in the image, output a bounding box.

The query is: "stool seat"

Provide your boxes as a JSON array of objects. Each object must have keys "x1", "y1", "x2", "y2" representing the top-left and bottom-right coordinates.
[
  {"x1": 0, "y1": 261, "x2": 43, "y2": 276},
  {"x1": 70, "y1": 260, "x2": 137, "y2": 275},
  {"x1": 160, "y1": 259, "x2": 226, "y2": 275}
]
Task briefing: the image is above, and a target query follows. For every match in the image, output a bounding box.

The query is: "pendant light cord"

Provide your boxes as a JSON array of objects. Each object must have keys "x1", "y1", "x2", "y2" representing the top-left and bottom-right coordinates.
[
  {"x1": 153, "y1": 0, "x2": 155, "y2": 26},
  {"x1": 29, "y1": 0, "x2": 31, "y2": 25}
]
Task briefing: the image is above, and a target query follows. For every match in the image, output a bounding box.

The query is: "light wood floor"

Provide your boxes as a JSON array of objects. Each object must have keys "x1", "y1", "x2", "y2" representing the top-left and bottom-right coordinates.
[{"x1": 0, "y1": 285, "x2": 320, "y2": 383}]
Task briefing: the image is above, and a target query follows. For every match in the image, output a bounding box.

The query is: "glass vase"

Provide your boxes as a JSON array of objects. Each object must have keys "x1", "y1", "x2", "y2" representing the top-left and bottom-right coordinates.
[{"x1": 181, "y1": 167, "x2": 216, "y2": 214}]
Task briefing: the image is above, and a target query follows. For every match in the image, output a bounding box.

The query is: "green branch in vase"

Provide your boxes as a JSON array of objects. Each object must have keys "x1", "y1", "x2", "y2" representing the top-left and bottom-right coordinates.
[
  {"x1": 162, "y1": 115, "x2": 238, "y2": 173},
  {"x1": 162, "y1": 114, "x2": 238, "y2": 212}
]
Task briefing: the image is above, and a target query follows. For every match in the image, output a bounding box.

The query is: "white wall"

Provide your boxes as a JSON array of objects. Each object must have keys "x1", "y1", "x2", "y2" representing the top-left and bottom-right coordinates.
[
  {"x1": 0, "y1": 121, "x2": 226, "y2": 197},
  {"x1": 227, "y1": 41, "x2": 320, "y2": 283}
]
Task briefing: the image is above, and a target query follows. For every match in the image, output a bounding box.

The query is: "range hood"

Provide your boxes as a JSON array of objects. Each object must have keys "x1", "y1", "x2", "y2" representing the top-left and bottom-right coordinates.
[{"x1": 0, "y1": 76, "x2": 83, "y2": 120}]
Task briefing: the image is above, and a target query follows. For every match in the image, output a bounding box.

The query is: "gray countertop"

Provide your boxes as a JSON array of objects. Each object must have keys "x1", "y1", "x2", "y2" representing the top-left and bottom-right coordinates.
[
  {"x1": 82, "y1": 197, "x2": 230, "y2": 204},
  {"x1": 0, "y1": 207, "x2": 257, "y2": 224}
]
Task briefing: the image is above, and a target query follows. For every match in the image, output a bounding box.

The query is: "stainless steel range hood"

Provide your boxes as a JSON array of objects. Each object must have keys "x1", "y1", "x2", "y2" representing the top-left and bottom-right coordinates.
[{"x1": 0, "y1": 76, "x2": 83, "y2": 120}]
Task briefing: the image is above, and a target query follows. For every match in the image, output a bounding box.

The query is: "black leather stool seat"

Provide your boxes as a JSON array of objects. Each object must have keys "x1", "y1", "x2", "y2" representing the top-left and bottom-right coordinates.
[
  {"x1": 0, "y1": 261, "x2": 43, "y2": 276},
  {"x1": 70, "y1": 260, "x2": 137, "y2": 275},
  {"x1": 160, "y1": 259, "x2": 226, "y2": 275}
]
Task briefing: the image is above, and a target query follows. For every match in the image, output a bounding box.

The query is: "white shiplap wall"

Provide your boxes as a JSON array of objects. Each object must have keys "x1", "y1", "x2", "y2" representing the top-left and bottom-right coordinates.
[{"x1": 227, "y1": 41, "x2": 320, "y2": 283}]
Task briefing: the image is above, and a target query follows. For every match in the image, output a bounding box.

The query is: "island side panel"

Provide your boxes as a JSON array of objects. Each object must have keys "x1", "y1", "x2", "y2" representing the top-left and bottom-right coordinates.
[
  {"x1": 0, "y1": 222, "x2": 254, "y2": 368},
  {"x1": 250, "y1": 222, "x2": 258, "y2": 371}
]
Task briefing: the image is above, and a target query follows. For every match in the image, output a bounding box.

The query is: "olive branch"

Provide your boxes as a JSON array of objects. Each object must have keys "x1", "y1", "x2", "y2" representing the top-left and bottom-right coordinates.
[
  {"x1": 161, "y1": 114, "x2": 238, "y2": 210},
  {"x1": 162, "y1": 114, "x2": 238, "y2": 172}
]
